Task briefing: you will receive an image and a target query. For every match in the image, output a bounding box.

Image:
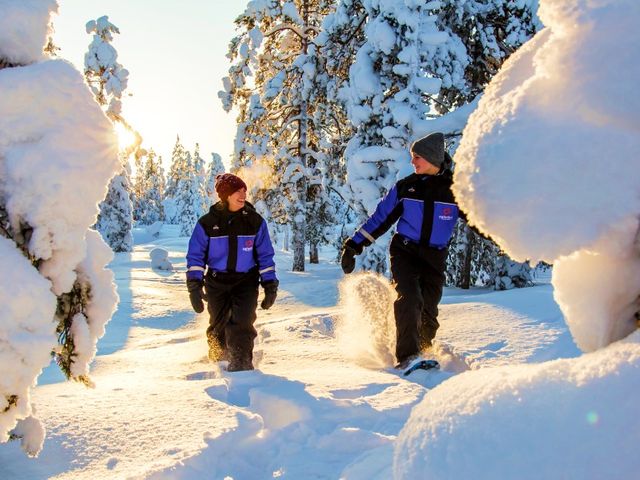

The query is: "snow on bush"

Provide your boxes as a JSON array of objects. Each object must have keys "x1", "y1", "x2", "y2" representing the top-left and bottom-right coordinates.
[
  {"x1": 453, "y1": 0, "x2": 640, "y2": 352},
  {"x1": 10, "y1": 413, "x2": 46, "y2": 458},
  {"x1": 0, "y1": 0, "x2": 119, "y2": 456},
  {"x1": 69, "y1": 230, "x2": 119, "y2": 379},
  {"x1": 336, "y1": 272, "x2": 396, "y2": 368},
  {"x1": 0, "y1": 0, "x2": 57, "y2": 65},
  {"x1": 1, "y1": 60, "x2": 117, "y2": 294},
  {"x1": 0, "y1": 238, "x2": 56, "y2": 452},
  {"x1": 396, "y1": 0, "x2": 640, "y2": 477}
]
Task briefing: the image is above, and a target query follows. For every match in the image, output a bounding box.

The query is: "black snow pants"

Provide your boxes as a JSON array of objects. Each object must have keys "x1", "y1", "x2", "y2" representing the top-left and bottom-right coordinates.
[
  {"x1": 390, "y1": 234, "x2": 447, "y2": 364},
  {"x1": 204, "y1": 269, "x2": 259, "y2": 368}
]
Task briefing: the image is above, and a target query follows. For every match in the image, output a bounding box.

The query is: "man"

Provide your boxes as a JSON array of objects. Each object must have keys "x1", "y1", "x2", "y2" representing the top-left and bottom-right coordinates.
[
  {"x1": 341, "y1": 132, "x2": 459, "y2": 369},
  {"x1": 186, "y1": 173, "x2": 278, "y2": 372}
]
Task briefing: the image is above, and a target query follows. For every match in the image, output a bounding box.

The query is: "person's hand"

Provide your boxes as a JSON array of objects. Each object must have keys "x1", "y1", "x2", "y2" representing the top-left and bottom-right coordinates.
[
  {"x1": 341, "y1": 239, "x2": 364, "y2": 274},
  {"x1": 187, "y1": 279, "x2": 206, "y2": 313},
  {"x1": 261, "y1": 280, "x2": 278, "y2": 310},
  {"x1": 340, "y1": 245, "x2": 357, "y2": 274}
]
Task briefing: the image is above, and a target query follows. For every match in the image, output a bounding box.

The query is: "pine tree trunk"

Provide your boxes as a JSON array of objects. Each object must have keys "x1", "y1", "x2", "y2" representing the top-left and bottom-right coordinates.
[
  {"x1": 292, "y1": 219, "x2": 305, "y2": 272},
  {"x1": 291, "y1": 0, "x2": 310, "y2": 273},
  {"x1": 284, "y1": 225, "x2": 290, "y2": 252},
  {"x1": 460, "y1": 224, "x2": 475, "y2": 289},
  {"x1": 309, "y1": 242, "x2": 319, "y2": 264}
]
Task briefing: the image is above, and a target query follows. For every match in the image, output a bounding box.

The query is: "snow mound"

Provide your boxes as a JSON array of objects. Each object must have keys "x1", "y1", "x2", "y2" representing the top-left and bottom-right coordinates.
[
  {"x1": 453, "y1": 0, "x2": 640, "y2": 263},
  {"x1": 146, "y1": 221, "x2": 163, "y2": 239},
  {"x1": 395, "y1": 331, "x2": 640, "y2": 480},
  {"x1": 453, "y1": 0, "x2": 640, "y2": 352},
  {"x1": 336, "y1": 272, "x2": 396, "y2": 368},
  {"x1": 150, "y1": 247, "x2": 173, "y2": 271}
]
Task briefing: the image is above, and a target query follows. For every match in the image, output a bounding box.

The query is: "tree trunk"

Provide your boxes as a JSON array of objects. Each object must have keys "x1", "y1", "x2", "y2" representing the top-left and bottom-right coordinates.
[
  {"x1": 460, "y1": 223, "x2": 475, "y2": 289},
  {"x1": 284, "y1": 225, "x2": 290, "y2": 252},
  {"x1": 309, "y1": 242, "x2": 319, "y2": 264},
  {"x1": 292, "y1": 218, "x2": 305, "y2": 272},
  {"x1": 291, "y1": 0, "x2": 310, "y2": 274}
]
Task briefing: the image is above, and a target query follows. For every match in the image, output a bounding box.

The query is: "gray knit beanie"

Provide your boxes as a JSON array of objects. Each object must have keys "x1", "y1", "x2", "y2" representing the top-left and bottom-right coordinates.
[{"x1": 411, "y1": 132, "x2": 445, "y2": 167}]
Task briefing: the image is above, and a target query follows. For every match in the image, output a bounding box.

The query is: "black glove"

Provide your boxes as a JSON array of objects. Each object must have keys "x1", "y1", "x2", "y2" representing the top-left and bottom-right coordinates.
[
  {"x1": 187, "y1": 279, "x2": 206, "y2": 313},
  {"x1": 261, "y1": 280, "x2": 278, "y2": 310},
  {"x1": 341, "y1": 239, "x2": 362, "y2": 274}
]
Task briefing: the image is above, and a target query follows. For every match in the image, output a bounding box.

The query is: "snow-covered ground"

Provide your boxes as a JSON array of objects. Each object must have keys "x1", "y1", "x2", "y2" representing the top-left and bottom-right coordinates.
[{"x1": 0, "y1": 226, "x2": 587, "y2": 479}]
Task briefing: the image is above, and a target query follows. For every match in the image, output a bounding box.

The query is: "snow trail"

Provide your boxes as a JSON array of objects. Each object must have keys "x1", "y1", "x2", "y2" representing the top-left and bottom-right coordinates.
[{"x1": 0, "y1": 231, "x2": 575, "y2": 479}]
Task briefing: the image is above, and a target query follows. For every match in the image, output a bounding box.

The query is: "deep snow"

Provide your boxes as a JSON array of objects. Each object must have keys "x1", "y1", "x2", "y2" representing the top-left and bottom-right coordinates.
[{"x1": 0, "y1": 225, "x2": 602, "y2": 480}]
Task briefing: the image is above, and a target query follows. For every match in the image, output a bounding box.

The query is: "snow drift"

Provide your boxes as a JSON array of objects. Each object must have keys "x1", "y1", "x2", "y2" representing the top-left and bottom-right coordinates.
[{"x1": 395, "y1": 331, "x2": 640, "y2": 479}]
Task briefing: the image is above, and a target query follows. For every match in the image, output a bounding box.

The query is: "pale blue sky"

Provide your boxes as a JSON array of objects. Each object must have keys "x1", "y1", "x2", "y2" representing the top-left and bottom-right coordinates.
[{"x1": 54, "y1": 0, "x2": 249, "y2": 169}]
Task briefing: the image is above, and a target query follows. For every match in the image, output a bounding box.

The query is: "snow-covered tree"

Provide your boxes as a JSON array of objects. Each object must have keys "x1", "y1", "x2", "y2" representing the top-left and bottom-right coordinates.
[
  {"x1": 192, "y1": 143, "x2": 205, "y2": 177},
  {"x1": 493, "y1": 255, "x2": 533, "y2": 290},
  {"x1": 165, "y1": 135, "x2": 188, "y2": 201},
  {"x1": 435, "y1": 0, "x2": 541, "y2": 111},
  {"x1": 0, "y1": 1, "x2": 119, "y2": 456},
  {"x1": 446, "y1": 221, "x2": 499, "y2": 288},
  {"x1": 164, "y1": 135, "x2": 189, "y2": 224},
  {"x1": 84, "y1": 15, "x2": 129, "y2": 121},
  {"x1": 174, "y1": 152, "x2": 206, "y2": 236},
  {"x1": 220, "y1": 0, "x2": 335, "y2": 271},
  {"x1": 192, "y1": 143, "x2": 209, "y2": 213},
  {"x1": 315, "y1": 1, "x2": 364, "y2": 256},
  {"x1": 325, "y1": 0, "x2": 463, "y2": 272},
  {"x1": 84, "y1": 15, "x2": 134, "y2": 252},
  {"x1": 94, "y1": 173, "x2": 133, "y2": 251},
  {"x1": 131, "y1": 147, "x2": 147, "y2": 222},
  {"x1": 136, "y1": 149, "x2": 165, "y2": 225},
  {"x1": 206, "y1": 152, "x2": 226, "y2": 203}
]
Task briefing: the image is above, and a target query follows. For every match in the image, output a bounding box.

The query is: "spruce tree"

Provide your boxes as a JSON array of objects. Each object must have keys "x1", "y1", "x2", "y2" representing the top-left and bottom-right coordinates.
[
  {"x1": 192, "y1": 144, "x2": 210, "y2": 214},
  {"x1": 84, "y1": 15, "x2": 134, "y2": 252},
  {"x1": 136, "y1": 149, "x2": 165, "y2": 225},
  {"x1": 131, "y1": 148, "x2": 147, "y2": 223},
  {"x1": 94, "y1": 174, "x2": 133, "y2": 250},
  {"x1": 1, "y1": 4, "x2": 120, "y2": 454},
  {"x1": 175, "y1": 152, "x2": 205, "y2": 236},
  {"x1": 165, "y1": 135, "x2": 188, "y2": 200},
  {"x1": 164, "y1": 136, "x2": 188, "y2": 224}
]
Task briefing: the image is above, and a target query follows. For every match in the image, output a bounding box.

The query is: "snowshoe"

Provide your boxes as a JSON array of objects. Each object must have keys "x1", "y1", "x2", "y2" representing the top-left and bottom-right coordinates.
[{"x1": 402, "y1": 357, "x2": 440, "y2": 377}]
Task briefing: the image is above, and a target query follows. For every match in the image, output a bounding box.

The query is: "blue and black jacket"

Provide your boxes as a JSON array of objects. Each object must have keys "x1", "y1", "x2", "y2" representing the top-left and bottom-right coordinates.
[
  {"x1": 186, "y1": 201, "x2": 277, "y2": 284},
  {"x1": 349, "y1": 170, "x2": 460, "y2": 253}
]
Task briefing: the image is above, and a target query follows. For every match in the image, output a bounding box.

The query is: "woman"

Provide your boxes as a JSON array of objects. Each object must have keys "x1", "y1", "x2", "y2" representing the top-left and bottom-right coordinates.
[{"x1": 186, "y1": 173, "x2": 278, "y2": 372}]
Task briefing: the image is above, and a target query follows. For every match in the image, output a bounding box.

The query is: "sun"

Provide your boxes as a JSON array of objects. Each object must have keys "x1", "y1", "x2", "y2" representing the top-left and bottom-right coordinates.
[{"x1": 114, "y1": 122, "x2": 139, "y2": 151}]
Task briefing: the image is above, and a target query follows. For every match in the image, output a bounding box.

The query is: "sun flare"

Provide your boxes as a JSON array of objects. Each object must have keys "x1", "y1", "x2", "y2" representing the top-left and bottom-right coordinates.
[{"x1": 114, "y1": 122, "x2": 139, "y2": 151}]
